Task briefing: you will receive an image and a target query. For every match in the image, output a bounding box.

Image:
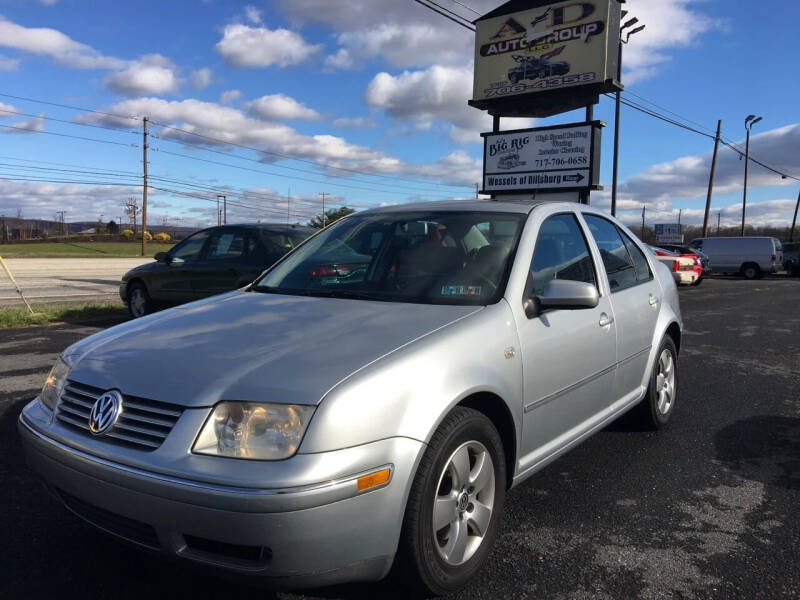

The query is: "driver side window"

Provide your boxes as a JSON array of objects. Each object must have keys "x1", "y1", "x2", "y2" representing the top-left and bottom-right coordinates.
[
  {"x1": 526, "y1": 214, "x2": 597, "y2": 297},
  {"x1": 170, "y1": 230, "x2": 211, "y2": 263}
]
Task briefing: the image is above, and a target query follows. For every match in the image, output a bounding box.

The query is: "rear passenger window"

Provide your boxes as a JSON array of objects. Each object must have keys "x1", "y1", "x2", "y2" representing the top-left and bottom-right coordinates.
[
  {"x1": 583, "y1": 215, "x2": 637, "y2": 291},
  {"x1": 620, "y1": 231, "x2": 652, "y2": 281},
  {"x1": 526, "y1": 214, "x2": 597, "y2": 297}
]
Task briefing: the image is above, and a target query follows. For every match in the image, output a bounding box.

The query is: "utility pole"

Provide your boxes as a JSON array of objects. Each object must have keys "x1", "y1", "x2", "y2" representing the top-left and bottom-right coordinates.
[
  {"x1": 790, "y1": 188, "x2": 800, "y2": 242},
  {"x1": 216, "y1": 195, "x2": 226, "y2": 225},
  {"x1": 717, "y1": 211, "x2": 721, "y2": 235},
  {"x1": 641, "y1": 204, "x2": 646, "y2": 241},
  {"x1": 141, "y1": 116, "x2": 148, "y2": 256},
  {"x1": 287, "y1": 188, "x2": 291, "y2": 225},
  {"x1": 702, "y1": 119, "x2": 722, "y2": 237},
  {"x1": 475, "y1": 183, "x2": 479, "y2": 199},
  {"x1": 742, "y1": 114, "x2": 762, "y2": 237},
  {"x1": 320, "y1": 192, "x2": 327, "y2": 228}
]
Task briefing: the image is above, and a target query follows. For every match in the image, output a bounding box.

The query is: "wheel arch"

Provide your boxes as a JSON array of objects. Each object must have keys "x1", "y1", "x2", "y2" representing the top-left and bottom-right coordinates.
[
  {"x1": 665, "y1": 320, "x2": 681, "y2": 355},
  {"x1": 456, "y1": 392, "x2": 517, "y2": 489},
  {"x1": 125, "y1": 276, "x2": 150, "y2": 298}
]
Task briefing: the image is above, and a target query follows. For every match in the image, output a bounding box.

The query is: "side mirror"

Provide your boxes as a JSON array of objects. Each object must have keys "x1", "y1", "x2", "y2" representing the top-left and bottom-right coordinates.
[
  {"x1": 524, "y1": 279, "x2": 599, "y2": 318},
  {"x1": 154, "y1": 252, "x2": 170, "y2": 264}
]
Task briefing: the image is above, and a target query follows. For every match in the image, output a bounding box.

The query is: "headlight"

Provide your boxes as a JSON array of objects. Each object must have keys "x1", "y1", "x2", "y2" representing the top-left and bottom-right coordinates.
[
  {"x1": 193, "y1": 402, "x2": 315, "y2": 460},
  {"x1": 41, "y1": 356, "x2": 71, "y2": 411}
]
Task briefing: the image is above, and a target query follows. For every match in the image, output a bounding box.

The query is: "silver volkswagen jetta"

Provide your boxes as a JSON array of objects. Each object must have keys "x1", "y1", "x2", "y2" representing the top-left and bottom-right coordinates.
[{"x1": 19, "y1": 200, "x2": 681, "y2": 595}]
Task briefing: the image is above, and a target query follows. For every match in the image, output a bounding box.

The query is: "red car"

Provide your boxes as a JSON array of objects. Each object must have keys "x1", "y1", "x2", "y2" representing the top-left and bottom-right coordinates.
[{"x1": 649, "y1": 246, "x2": 704, "y2": 286}]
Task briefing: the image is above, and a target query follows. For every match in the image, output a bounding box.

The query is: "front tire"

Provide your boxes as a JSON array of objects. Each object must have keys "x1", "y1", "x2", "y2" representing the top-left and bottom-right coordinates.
[
  {"x1": 127, "y1": 281, "x2": 152, "y2": 318},
  {"x1": 397, "y1": 407, "x2": 506, "y2": 596},
  {"x1": 631, "y1": 336, "x2": 678, "y2": 430}
]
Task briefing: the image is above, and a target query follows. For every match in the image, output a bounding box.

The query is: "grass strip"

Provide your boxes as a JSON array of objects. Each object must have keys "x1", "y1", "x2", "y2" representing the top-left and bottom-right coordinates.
[{"x1": 0, "y1": 303, "x2": 129, "y2": 328}]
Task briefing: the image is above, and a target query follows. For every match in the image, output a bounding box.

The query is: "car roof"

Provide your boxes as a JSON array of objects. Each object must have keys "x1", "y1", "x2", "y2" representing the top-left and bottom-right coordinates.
[
  {"x1": 357, "y1": 199, "x2": 594, "y2": 216},
  {"x1": 219, "y1": 223, "x2": 315, "y2": 231}
]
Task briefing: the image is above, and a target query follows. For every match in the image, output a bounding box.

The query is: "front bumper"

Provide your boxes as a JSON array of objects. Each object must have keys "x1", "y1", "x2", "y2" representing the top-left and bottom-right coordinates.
[{"x1": 18, "y1": 401, "x2": 423, "y2": 588}]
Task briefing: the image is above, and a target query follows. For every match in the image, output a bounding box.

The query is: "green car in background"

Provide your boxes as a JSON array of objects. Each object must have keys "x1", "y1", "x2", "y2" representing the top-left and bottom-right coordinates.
[{"x1": 120, "y1": 224, "x2": 315, "y2": 317}]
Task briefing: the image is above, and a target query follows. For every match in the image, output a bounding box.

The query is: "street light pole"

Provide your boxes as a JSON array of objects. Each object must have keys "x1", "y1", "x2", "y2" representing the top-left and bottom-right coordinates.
[
  {"x1": 790, "y1": 187, "x2": 800, "y2": 242},
  {"x1": 611, "y1": 19, "x2": 645, "y2": 216},
  {"x1": 741, "y1": 114, "x2": 762, "y2": 236}
]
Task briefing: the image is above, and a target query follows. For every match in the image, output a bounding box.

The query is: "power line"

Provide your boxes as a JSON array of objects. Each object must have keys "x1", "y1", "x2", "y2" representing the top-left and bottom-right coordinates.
[
  {"x1": 0, "y1": 107, "x2": 139, "y2": 135},
  {"x1": 0, "y1": 92, "x2": 140, "y2": 121},
  {"x1": 412, "y1": 0, "x2": 475, "y2": 30},
  {"x1": 154, "y1": 147, "x2": 463, "y2": 198},
  {"x1": 0, "y1": 123, "x2": 138, "y2": 147},
  {"x1": 152, "y1": 130, "x2": 462, "y2": 196},
  {"x1": 449, "y1": 0, "x2": 481, "y2": 17},
  {"x1": 151, "y1": 120, "x2": 469, "y2": 190}
]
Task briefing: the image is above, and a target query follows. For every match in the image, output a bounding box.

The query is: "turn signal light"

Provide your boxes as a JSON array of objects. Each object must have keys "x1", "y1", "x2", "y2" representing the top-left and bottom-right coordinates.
[{"x1": 357, "y1": 468, "x2": 392, "y2": 492}]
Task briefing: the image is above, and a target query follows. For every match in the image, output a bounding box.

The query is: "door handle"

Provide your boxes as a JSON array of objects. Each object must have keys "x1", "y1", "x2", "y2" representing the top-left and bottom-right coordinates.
[
  {"x1": 599, "y1": 313, "x2": 614, "y2": 327},
  {"x1": 649, "y1": 294, "x2": 659, "y2": 306}
]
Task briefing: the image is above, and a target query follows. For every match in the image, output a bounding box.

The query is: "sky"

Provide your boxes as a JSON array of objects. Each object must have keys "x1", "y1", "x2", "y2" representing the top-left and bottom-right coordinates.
[{"x1": 0, "y1": 0, "x2": 798, "y2": 231}]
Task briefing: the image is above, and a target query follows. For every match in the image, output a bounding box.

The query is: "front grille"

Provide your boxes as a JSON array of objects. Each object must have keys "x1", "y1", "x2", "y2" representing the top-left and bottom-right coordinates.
[
  {"x1": 57, "y1": 489, "x2": 161, "y2": 549},
  {"x1": 56, "y1": 381, "x2": 183, "y2": 451}
]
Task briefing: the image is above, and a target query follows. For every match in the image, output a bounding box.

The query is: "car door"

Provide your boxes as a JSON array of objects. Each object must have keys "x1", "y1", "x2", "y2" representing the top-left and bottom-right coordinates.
[
  {"x1": 148, "y1": 229, "x2": 212, "y2": 303},
  {"x1": 190, "y1": 227, "x2": 249, "y2": 297},
  {"x1": 516, "y1": 211, "x2": 617, "y2": 469},
  {"x1": 582, "y1": 214, "x2": 660, "y2": 402}
]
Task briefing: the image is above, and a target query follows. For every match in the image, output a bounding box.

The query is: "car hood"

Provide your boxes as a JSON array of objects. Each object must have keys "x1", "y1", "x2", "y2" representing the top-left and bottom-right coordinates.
[
  {"x1": 64, "y1": 291, "x2": 482, "y2": 408},
  {"x1": 122, "y1": 261, "x2": 160, "y2": 277}
]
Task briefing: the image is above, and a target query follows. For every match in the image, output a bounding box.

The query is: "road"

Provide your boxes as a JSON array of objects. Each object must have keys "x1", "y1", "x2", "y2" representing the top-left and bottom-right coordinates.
[
  {"x1": 0, "y1": 258, "x2": 148, "y2": 306},
  {"x1": 1, "y1": 278, "x2": 798, "y2": 599}
]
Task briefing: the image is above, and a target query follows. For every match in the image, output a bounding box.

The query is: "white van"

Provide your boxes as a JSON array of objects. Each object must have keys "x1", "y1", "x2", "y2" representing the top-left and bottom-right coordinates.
[{"x1": 687, "y1": 237, "x2": 783, "y2": 279}]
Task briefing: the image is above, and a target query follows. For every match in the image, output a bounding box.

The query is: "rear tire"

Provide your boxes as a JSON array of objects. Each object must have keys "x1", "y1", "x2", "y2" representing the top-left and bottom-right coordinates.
[
  {"x1": 691, "y1": 276, "x2": 703, "y2": 286},
  {"x1": 127, "y1": 281, "x2": 152, "y2": 318},
  {"x1": 397, "y1": 407, "x2": 506, "y2": 596},
  {"x1": 741, "y1": 263, "x2": 761, "y2": 279},
  {"x1": 631, "y1": 336, "x2": 678, "y2": 430}
]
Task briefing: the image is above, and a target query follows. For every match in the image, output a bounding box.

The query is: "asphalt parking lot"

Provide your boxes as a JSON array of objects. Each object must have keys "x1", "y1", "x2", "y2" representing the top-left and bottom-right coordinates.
[{"x1": 1, "y1": 277, "x2": 798, "y2": 599}]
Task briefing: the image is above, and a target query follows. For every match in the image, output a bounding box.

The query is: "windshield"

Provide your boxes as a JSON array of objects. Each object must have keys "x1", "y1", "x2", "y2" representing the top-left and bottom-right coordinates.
[{"x1": 253, "y1": 211, "x2": 526, "y2": 305}]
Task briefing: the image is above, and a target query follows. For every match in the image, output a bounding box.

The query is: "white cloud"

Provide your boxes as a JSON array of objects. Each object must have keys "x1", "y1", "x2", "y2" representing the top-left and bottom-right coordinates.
[
  {"x1": 328, "y1": 23, "x2": 472, "y2": 70},
  {"x1": 104, "y1": 54, "x2": 179, "y2": 97},
  {"x1": 589, "y1": 124, "x2": 800, "y2": 227},
  {"x1": 0, "y1": 54, "x2": 20, "y2": 71},
  {"x1": 366, "y1": 65, "x2": 533, "y2": 143},
  {"x1": 324, "y1": 48, "x2": 354, "y2": 70},
  {"x1": 0, "y1": 114, "x2": 45, "y2": 133},
  {"x1": 189, "y1": 67, "x2": 213, "y2": 90},
  {"x1": 215, "y1": 24, "x2": 322, "y2": 68},
  {"x1": 219, "y1": 89, "x2": 242, "y2": 104},
  {"x1": 332, "y1": 116, "x2": 375, "y2": 128},
  {"x1": 76, "y1": 96, "x2": 482, "y2": 187},
  {"x1": 244, "y1": 5, "x2": 263, "y2": 25},
  {"x1": 0, "y1": 15, "x2": 125, "y2": 69},
  {"x1": 276, "y1": 0, "x2": 716, "y2": 83},
  {"x1": 0, "y1": 101, "x2": 18, "y2": 116},
  {"x1": 619, "y1": 0, "x2": 720, "y2": 84},
  {"x1": 247, "y1": 93, "x2": 320, "y2": 121}
]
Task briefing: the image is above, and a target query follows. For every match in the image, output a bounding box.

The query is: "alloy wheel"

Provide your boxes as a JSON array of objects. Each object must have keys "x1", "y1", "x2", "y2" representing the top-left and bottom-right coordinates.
[
  {"x1": 655, "y1": 348, "x2": 675, "y2": 415},
  {"x1": 129, "y1": 288, "x2": 147, "y2": 317},
  {"x1": 432, "y1": 441, "x2": 495, "y2": 566}
]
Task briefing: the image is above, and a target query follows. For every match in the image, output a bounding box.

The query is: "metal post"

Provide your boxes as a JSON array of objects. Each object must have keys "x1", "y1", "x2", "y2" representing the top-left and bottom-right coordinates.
[
  {"x1": 717, "y1": 211, "x2": 721, "y2": 235},
  {"x1": 641, "y1": 204, "x2": 646, "y2": 240},
  {"x1": 611, "y1": 40, "x2": 622, "y2": 216},
  {"x1": 223, "y1": 196, "x2": 227, "y2": 225},
  {"x1": 702, "y1": 120, "x2": 722, "y2": 237},
  {"x1": 320, "y1": 192, "x2": 327, "y2": 228},
  {"x1": 790, "y1": 188, "x2": 800, "y2": 242},
  {"x1": 216, "y1": 196, "x2": 220, "y2": 226},
  {"x1": 742, "y1": 127, "x2": 750, "y2": 237},
  {"x1": 141, "y1": 117, "x2": 148, "y2": 257},
  {"x1": 491, "y1": 115, "x2": 500, "y2": 200}
]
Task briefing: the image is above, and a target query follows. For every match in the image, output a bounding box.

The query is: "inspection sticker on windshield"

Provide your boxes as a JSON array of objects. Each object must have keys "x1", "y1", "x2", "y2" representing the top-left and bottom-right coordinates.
[{"x1": 441, "y1": 285, "x2": 482, "y2": 297}]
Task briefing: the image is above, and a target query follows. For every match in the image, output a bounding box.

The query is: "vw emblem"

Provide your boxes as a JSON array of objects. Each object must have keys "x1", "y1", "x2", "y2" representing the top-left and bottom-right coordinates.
[{"x1": 88, "y1": 390, "x2": 122, "y2": 435}]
